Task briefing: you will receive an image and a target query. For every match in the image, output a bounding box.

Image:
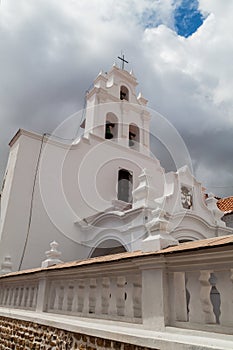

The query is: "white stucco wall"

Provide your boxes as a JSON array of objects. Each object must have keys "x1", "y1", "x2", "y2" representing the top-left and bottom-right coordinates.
[{"x1": 0, "y1": 129, "x2": 165, "y2": 271}]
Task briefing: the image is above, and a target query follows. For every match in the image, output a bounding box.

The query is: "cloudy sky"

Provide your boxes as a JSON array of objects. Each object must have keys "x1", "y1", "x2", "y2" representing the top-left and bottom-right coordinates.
[{"x1": 0, "y1": 0, "x2": 233, "y2": 197}]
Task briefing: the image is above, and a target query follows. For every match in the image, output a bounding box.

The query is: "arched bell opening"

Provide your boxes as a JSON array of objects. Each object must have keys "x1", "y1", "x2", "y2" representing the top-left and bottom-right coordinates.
[
  {"x1": 105, "y1": 113, "x2": 118, "y2": 140},
  {"x1": 117, "y1": 168, "x2": 133, "y2": 203},
  {"x1": 120, "y1": 85, "x2": 129, "y2": 101},
  {"x1": 90, "y1": 239, "x2": 127, "y2": 258},
  {"x1": 129, "y1": 123, "x2": 140, "y2": 150}
]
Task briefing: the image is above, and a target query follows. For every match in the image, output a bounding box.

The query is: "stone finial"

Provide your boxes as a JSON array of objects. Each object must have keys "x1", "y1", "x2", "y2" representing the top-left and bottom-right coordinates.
[
  {"x1": 141, "y1": 208, "x2": 178, "y2": 252},
  {"x1": 94, "y1": 71, "x2": 108, "y2": 88},
  {"x1": 132, "y1": 168, "x2": 157, "y2": 209},
  {"x1": 41, "y1": 241, "x2": 63, "y2": 268},
  {"x1": 130, "y1": 69, "x2": 136, "y2": 78},
  {"x1": 0, "y1": 256, "x2": 12, "y2": 275},
  {"x1": 137, "y1": 92, "x2": 148, "y2": 106}
]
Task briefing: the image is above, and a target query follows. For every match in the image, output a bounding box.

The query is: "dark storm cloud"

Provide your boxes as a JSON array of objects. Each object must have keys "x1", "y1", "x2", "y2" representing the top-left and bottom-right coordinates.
[{"x1": 0, "y1": 0, "x2": 233, "y2": 197}]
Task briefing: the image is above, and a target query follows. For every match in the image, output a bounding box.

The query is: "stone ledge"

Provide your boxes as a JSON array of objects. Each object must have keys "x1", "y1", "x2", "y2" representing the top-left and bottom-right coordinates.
[{"x1": 1, "y1": 308, "x2": 233, "y2": 349}]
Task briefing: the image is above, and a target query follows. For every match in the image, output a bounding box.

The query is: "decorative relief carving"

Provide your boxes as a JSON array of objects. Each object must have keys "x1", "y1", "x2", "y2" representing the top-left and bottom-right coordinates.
[{"x1": 181, "y1": 186, "x2": 193, "y2": 209}]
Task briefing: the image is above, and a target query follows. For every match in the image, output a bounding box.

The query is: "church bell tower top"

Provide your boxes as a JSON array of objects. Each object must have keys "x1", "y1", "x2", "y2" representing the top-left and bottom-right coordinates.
[
  {"x1": 91, "y1": 62, "x2": 140, "y2": 104},
  {"x1": 83, "y1": 63, "x2": 150, "y2": 155}
]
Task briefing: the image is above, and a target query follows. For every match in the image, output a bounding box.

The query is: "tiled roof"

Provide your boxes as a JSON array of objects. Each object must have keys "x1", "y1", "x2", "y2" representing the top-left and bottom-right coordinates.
[
  {"x1": 1, "y1": 235, "x2": 233, "y2": 279},
  {"x1": 217, "y1": 197, "x2": 233, "y2": 212}
]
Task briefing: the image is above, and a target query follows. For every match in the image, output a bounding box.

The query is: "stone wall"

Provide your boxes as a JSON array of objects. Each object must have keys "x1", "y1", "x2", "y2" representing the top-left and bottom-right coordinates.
[{"x1": 0, "y1": 316, "x2": 153, "y2": 350}]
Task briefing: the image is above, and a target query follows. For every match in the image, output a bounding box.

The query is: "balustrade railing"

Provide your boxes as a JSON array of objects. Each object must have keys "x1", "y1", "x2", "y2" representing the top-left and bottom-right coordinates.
[
  {"x1": 0, "y1": 248, "x2": 233, "y2": 335},
  {"x1": 170, "y1": 267, "x2": 233, "y2": 333},
  {"x1": 46, "y1": 274, "x2": 142, "y2": 322},
  {"x1": 0, "y1": 282, "x2": 38, "y2": 310}
]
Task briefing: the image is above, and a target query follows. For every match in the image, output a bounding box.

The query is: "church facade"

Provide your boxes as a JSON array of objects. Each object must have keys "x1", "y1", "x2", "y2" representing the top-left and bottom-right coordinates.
[{"x1": 0, "y1": 64, "x2": 231, "y2": 272}]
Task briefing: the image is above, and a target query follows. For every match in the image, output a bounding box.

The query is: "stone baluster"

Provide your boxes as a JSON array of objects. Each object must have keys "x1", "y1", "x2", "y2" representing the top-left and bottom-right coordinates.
[
  {"x1": 132, "y1": 274, "x2": 142, "y2": 319},
  {"x1": 26, "y1": 286, "x2": 31, "y2": 308},
  {"x1": 94, "y1": 278, "x2": 102, "y2": 315},
  {"x1": 4, "y1": 287, "x2": 9, "y2": 306},
  {"x1": 53, "y1": 283, "x2": 60, "y2": 311},
  {"x1": 125, "y1": 277, "x2": 134, "y2": 319},
  {"x1": 82, "y1": 279, "x2": 89, "y2": 315},
  {"x1": 116, "y1": 276, "x2": 126, "y2": 317},
  {"x1": 3, "y1": 288, "x2": 8, "y2": 305},
  {"x1": 108, "y1": 277, "x2": 117, "y2": 317},
  {"x1": 216, "y1": 269, "x2": 233, "y2": 327},
  {"x1": 186, "y1": 271, "x2": 203, "y2": 324},
  {"x1": 47, "y1": 282, "x2": 55, "y2": 311},
  {"x1": 101, "y1": 277, "x2": 110, "y2": 315},
  {"x1": 16, "y1": 287, "x2": 21, "y2": 307},
  {"x1": 58, "y1": 285, "x2": 65, "y2": 311},
  {"x1": 89, "y1": 278, "x2": 97, "y2": 314},
  {"x1": 199, "y1": 270, "x2": 215, "y2": 324},
  {"x1": 19, "y1": 287, "x2": 24, "y2": 307},
  {"x1": 0, "y1": 287, "x2": 3, "y2": 304},
  {"x1": 77, "y1": 280, "x2": 85, "y2": 313},
  {"x1": 23, "y1": 287, "x2": 29, "y2": 308},
  {"x1": 32, "y1": 286, "x2": 38, "y2": 309},
  {"x1": 174, "y1": 272, "x2": 188, "y2": 322},
  {"x1": 71, "y1": 281, "x2": 79, "y2": 313},
  {"x1": 28, "y1": 286, "x2": 35, "y2": 308},
  {"x1": 66, "y1": 284, "x2": 74, "y2": 312},
  {"x1": 8, "y1": 288, "x2": 14, "y2": 306},
  {"x1": 61, "y1": 284, "x2": 68, "y2": 312}
]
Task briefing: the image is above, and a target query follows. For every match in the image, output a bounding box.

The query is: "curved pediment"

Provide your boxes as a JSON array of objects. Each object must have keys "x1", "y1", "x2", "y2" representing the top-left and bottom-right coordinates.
[
  {"x1": 75, "y1": 207, "x2": 142, "y2": 231},
  {"x1": 170, "y1": 211, "x2": 231, "y2": 241}
]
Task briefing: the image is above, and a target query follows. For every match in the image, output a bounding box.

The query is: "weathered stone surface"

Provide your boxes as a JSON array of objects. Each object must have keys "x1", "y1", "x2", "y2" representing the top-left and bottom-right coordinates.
[{"x1": 0, "y1": 316, "x2": 152, "y2": 350}]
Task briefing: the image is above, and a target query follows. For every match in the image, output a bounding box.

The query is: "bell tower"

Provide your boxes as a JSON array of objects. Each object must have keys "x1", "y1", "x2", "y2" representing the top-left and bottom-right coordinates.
[{"x1": 83, "y1": 63, "x2": 151, "y2": 155}]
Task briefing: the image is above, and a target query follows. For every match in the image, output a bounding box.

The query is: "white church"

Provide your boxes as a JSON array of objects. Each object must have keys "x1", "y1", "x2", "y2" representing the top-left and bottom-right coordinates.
[{"x1": 0, "y1": 63, "x2": 232, "y2": 273}]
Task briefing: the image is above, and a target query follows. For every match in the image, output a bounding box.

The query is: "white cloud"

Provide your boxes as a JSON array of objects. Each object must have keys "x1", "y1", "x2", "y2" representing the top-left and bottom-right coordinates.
[{"x1": 0, "y1": 0, "x2": 233, "y2": 196}]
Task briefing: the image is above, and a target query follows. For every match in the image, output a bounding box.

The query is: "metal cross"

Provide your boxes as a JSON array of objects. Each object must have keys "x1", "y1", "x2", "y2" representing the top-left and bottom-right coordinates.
[{"x1": 117, "y1": 53, "x2": 129, "y2": 70}]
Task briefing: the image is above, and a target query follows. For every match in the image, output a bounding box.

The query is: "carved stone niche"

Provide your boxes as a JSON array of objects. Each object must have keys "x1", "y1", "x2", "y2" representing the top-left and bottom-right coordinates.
[{"x1": 181, "y1": 186, "x2": 193, "y2": 210}]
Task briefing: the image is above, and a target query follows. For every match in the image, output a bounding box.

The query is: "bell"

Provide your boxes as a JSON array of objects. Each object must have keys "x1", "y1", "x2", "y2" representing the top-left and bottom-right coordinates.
[
  {"x1": 105, "y1": 125, "x2": 113, "y2": 139},
  {"x1": 129, "y1": 139, "x2": 134, "y2": 147},
  {"x1": 129, "y1": 131, "x2": 136, "y2": 147}
]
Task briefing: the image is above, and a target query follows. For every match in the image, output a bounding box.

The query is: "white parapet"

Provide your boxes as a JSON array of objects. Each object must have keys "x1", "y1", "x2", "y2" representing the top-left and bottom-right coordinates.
[{"x1": 1, "y1": 237, "x2": 233, "y2": 349}]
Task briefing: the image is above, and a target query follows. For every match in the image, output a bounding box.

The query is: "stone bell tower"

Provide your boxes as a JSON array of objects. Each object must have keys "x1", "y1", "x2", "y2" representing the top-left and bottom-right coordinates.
[{"x1": 83, "y1": 63, "x2": 151, "y2": 155}]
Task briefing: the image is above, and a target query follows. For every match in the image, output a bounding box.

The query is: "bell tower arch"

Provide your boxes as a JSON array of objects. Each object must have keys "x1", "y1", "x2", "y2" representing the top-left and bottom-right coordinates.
[{"x1": 83, "y1": 63, "x2": 151, "y2": 155}]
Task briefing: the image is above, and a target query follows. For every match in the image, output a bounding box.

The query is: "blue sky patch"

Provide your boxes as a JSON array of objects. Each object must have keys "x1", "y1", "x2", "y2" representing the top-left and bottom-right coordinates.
[{"x1": 174, "y1": 0, "x2": 205, "y2": 37}]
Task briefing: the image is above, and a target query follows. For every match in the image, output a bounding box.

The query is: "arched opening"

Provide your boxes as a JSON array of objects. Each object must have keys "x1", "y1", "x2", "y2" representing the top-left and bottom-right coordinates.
[
  {"x1": 90, "y1": 239, "x2": 127, "y2": 258},
  {"x1": 118, "y1": 168, "x2": 133, "y2": 203},
  {"x1": 105, "y1": 113, "x2": 118, "y2": 140},
  {"x1": 129, "y1": 124, "x2": 140, "y2": 150},
  {"x1": 178, "y1": 239, "x2": 194, "y2": 243},
  {"x1": 120, "y1": 86, "x2": 129, "y2": 101}
]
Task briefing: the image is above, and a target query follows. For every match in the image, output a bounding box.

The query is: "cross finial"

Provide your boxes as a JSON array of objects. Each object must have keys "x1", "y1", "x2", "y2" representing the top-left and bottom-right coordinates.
[{"x1": 117, "y1": 53, "x2": 129, "y2": 70}]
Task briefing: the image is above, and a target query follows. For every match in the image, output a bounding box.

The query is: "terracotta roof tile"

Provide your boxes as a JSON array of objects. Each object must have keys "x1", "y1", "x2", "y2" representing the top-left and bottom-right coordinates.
[
  {"x1": 1, "y1": 235, "x2": 233, "y2": 279},
  {"x1": 217, "y1": 197, "x2": 233, "y2": 212}
]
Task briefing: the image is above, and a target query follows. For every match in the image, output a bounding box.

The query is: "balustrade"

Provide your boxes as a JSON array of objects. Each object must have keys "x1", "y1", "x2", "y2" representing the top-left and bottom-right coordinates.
[
  {"x1": 170, "y1": 267, "x2": 233, "y2": 333},
  {"x1": 0, "y1": 249, "x2": 233, "y2": 335},
  {"x1": 46, "y1": 274, "x2": 142, "y2": 323},
  {"x1": 0, "y1": 282, "x2": 38, "y2": 310}
]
